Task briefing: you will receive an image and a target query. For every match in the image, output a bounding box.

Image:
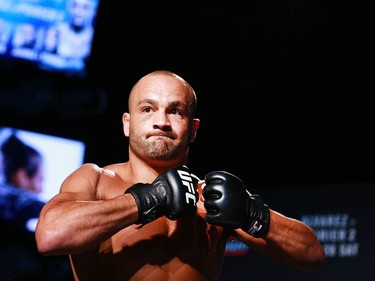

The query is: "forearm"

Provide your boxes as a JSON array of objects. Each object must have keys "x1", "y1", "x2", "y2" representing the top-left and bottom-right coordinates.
[
  {"x1": 35, "y1": 193, "x2": 138, "y2": 255},
  {"x1": 237, "y1": 210, "x2": 325, "y2": 271}
]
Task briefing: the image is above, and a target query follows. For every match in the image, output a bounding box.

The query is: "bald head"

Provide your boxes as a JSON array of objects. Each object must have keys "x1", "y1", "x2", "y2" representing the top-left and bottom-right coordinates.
[
  {"x1": 128, "y1": 70, "x2": 197, "y2": 117},
  {"x1": 123, "y1": 70, "x2": 200, "y2": 165}
]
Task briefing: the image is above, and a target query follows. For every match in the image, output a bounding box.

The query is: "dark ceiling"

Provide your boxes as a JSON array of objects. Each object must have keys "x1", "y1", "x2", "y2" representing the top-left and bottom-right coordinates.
[{"x1": 1, "y1": 1, "x2": 374, "y2": 189}]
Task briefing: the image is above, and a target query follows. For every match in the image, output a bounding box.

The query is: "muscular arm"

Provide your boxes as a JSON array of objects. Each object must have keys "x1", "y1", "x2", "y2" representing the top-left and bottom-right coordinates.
[
  {"x1": 233, "y1": 210, "x2": 325, "y2": 271},
  {"x1": 35, "y1": 163, "x2": 138, "y2": 255},
  {"x1": 202, "y1": 171, "x2": 325, "y2": 271}
]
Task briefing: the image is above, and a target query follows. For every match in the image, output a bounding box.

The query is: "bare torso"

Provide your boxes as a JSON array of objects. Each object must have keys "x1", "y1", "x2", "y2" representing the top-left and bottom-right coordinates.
[{"x1": 69, "y1": 163, "x2": 229, "y2": 281}]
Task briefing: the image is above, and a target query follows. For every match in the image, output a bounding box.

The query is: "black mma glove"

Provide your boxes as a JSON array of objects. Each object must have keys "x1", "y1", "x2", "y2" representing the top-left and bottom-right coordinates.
[
  {"x1": 203, "y1": 171, "x2": 270, "y2": 238},
  {"x1": 125, "y1": 165, "x2": 198, "y2": 226}
]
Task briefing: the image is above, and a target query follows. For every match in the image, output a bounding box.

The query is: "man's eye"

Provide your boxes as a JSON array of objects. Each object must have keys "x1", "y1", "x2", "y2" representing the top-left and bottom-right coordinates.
[
  {"x1": 143, "y1": 107, "x2": 152, "y2": 113},
  {"x1": 171, "y1": 109, "x2": 182, "y2": 115}
]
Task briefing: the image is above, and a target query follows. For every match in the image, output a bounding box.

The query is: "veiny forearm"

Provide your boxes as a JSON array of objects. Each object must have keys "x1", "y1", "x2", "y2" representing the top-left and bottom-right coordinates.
[
  {"x1": 237, "y1": 210, "x2": 326, "y2": 271},
  {"x1": 35, "y1": 193, "x2": 138, "y2": 255}
]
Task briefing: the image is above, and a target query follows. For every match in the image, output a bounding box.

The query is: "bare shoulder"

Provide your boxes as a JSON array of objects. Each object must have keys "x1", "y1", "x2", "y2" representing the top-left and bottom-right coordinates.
[
  {"x1": 70, "y1": 162, "x2": 127, "y2": 178},
  {"x1": 59, "y1": 163, "x2": 125, "y2": 197},
  {"x1": 93, "y1": 162, "x2": 134, "y2": 199},
  {"x1": 62, "y1": 163, "x2": 108, "y2": 184},
  {"x1": 102, "y1": 162, "x2": 129, "y2": 175}
]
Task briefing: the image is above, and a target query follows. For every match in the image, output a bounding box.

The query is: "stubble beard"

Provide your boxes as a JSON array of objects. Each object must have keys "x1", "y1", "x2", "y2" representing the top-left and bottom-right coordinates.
[{"x1": 130, "y1": 134, "x2": 189, "y2": 161}]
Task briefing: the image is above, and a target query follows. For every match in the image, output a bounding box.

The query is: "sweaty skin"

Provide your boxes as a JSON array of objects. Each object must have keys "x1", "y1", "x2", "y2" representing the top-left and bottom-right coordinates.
[{"x1": 35, "y1": 71, "x2": 325, "y2": 281}]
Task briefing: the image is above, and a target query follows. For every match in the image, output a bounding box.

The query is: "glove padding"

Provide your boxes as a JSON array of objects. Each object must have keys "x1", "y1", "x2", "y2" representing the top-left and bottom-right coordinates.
[
  {"x1": 203, "y1": 171, "x2": 270, "y2": 238},
  {"x1": 125, "y1": 165, "x2": 198, "y2": 226}
]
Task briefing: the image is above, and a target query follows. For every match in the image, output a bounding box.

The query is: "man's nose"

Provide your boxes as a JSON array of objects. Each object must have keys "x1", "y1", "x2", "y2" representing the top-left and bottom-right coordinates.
[{"x1": 153, "y1": 111, "x2": 171, "y2": 129}]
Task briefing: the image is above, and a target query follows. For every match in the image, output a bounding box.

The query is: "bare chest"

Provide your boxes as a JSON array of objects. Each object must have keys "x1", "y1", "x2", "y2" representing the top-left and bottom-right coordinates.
[
  {"x1": 71, "y1": 208, "x2": 227, "y2": 281},
  {"x1": 102, "y1": 213, "x2": 223, "y2": 254},
  {"x1": 85, "y1": 215, "x2": 227, "y2": 278}
]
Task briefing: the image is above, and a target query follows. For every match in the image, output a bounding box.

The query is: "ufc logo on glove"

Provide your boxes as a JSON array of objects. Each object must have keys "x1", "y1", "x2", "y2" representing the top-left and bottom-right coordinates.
[
  {"x1": 177, "y1": 169, "x2": 197, "y2": 205},
  {"x1": 125, "y1": 165, "x2": 199, "y2": 224}
]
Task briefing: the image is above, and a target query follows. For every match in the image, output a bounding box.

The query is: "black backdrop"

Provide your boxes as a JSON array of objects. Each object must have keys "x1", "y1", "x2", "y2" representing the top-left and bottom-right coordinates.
[
  {"x1": 220, "y1": 182, "x2": 375, "y2": 280},
  {"x1": 1, "y1": 0, "x2": 374, "y2": 188},
  {"x1": 1, "y1": 1, "x2": 375, "y2": 280}
]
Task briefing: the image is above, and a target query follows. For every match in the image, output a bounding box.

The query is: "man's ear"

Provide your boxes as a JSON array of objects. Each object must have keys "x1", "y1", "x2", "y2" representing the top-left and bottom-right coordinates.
[
  {"x1": 123, "y1": 113, "x2": 130, "y2": 137},
  {"x1": 190, "y1": 118, "x2": 200, "y2": 142}
]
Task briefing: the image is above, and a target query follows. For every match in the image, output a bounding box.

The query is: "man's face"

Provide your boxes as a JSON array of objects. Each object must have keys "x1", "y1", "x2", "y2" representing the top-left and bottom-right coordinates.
[
  {"x1": 69, "y1": 0, "x2": 96, "y2": 28},
  {"x1": 27, "y1": 161, "x2": 44, "y2": 194},
  {"x1": 125, "y1": 74, "x2": 196, "y2": 162},
  {"x1": 16, "y1": 158, "x2": 44, "y2": 194}
]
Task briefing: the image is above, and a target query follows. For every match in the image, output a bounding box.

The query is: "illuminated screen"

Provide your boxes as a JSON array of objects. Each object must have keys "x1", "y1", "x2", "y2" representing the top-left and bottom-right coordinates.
[
  {"x1": 0, "y1": 126, "x2": 85, "y2": 202},
  {"x1": 0, "y1": 0, "x2": 99, "y2": 77}
]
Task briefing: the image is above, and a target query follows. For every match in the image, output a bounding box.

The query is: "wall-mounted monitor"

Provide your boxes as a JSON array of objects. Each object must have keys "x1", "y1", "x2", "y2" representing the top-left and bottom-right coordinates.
[
  {"x1": 0, "y1": 126, "x2": 86, "y2": 202},
  {"x1": 0, "y1": 0, "x2": 100, "y2": 78}
]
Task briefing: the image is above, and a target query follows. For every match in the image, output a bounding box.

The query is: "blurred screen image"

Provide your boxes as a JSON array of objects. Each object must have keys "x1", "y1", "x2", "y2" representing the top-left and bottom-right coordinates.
[
  {"x1": 0, "y1": 0, "x2": 99, "y2": 77},
  {"x1": 0, "y1": 126, "x2": 85, "y2": 203}
]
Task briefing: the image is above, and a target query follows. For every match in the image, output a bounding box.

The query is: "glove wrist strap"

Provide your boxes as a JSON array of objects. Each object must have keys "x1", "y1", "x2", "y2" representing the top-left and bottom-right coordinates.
[{"x1": 245, "y1": 195, "x2": 270, "y2": 238}]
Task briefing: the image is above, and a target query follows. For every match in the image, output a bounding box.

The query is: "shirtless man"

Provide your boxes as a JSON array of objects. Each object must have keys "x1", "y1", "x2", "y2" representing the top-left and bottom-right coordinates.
[{"x1": 35, "y1": 70, "x2": 325, "y2": 280}]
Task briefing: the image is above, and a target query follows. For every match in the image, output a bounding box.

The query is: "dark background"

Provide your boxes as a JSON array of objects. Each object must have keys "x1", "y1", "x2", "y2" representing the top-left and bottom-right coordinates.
[
  {"x1": 1, "y1": 1, "x2": 375, "y2": 280},
  {"x1": 1, "y1": 0, "x2": 374, "y2": 189}
]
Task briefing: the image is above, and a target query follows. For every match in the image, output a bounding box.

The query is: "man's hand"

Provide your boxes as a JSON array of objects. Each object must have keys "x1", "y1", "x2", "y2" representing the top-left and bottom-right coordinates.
[
  {"x1": 125, "y1": 165, "x2": 198, "y2": 226},
  {"x1": 202, "y1": 171, "x2": 270, "y2": 238}
]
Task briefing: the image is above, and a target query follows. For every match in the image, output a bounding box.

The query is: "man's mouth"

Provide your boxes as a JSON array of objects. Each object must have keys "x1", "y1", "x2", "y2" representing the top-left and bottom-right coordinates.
[{"x1": 148, "y1": 133, "x2": 175, "y2": 140}]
